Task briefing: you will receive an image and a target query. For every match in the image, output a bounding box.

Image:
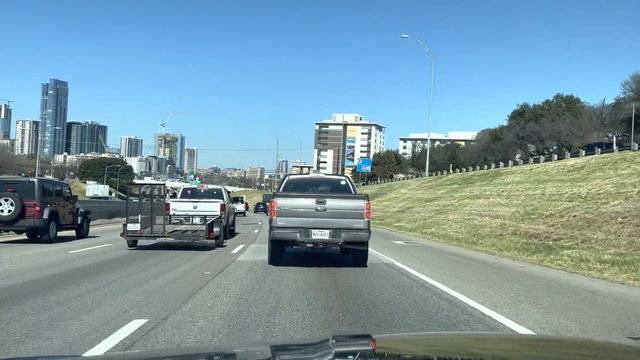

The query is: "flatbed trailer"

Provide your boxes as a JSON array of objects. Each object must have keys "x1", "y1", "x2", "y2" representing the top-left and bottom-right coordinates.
[{"x1": 120, "y1": 182, "x2": 224, "y2": 248}]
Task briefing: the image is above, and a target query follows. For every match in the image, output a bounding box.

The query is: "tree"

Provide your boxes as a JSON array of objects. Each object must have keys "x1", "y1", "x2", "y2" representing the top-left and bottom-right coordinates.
[
  {"x1": 372, "y1": 150, "x2": 408, "y2": 179},
  {"x1": 78, "y1": 158, "x2": 134, "y2": 193}
]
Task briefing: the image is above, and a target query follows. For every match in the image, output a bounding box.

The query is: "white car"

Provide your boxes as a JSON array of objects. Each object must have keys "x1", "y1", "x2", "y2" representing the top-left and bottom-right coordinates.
[{"x1": 232, "y1": 195, "x2": 248, "y2": 217}]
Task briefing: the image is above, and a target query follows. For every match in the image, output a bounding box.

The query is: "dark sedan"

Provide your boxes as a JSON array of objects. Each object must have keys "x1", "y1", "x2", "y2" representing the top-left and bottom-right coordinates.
[{"x1": 253, "y1": 202, "x2": 268, "y2": 213}]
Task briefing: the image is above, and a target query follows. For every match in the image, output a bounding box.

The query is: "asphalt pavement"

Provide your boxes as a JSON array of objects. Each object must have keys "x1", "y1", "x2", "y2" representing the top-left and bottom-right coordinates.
[{"x1": 0, "y1": 215, "x2": 638, "y2": 358}]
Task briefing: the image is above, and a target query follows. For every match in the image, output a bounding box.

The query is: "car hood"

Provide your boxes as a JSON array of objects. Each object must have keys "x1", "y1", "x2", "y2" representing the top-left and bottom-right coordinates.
[{"x1": 6, "y1": 333, "x2": 640, "y2": 360}]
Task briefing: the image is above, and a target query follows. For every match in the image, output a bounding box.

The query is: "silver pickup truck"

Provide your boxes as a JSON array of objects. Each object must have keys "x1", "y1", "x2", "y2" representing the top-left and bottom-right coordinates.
[{"x1": 268, "y1": 174, "x2": 371, "y2": 266}]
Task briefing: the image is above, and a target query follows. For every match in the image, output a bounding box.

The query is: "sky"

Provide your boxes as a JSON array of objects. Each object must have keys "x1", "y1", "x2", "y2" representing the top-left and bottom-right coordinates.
[{"x1": 2, "y1": 0, "x2": 639, "y2": 169}]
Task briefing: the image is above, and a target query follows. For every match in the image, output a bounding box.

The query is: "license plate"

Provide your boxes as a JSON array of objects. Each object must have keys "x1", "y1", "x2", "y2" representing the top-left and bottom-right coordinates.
[
  {"x1": 127, "y1": 223, "x2": 140, "y2": 231},
  {"x1": 311, "y1": 229, "x2": 330, "y2": 239}
]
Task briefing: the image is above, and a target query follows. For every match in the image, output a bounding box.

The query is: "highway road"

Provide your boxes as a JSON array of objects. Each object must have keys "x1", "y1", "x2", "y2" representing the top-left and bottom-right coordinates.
[{"x1": 1, "y1": 215, "x2": 639, "y2": 357}]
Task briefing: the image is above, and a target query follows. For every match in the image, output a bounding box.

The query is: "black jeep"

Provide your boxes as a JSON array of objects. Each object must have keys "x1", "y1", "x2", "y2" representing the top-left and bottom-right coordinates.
[{"x1": 0, "y1": 177, "x2": 91, "y2": 242}]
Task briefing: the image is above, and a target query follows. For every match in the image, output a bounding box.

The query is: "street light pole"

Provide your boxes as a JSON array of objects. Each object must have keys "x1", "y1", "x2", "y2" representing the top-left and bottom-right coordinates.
[
  {"x1": 401, "y1": 34, "x2": 436, "y2": 177},
  {"x1": 632, "y1": 102, "x2": 636, "y2": 150}
]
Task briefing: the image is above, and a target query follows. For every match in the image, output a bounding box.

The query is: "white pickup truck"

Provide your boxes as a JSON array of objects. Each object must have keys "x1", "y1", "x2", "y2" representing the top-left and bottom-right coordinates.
[
  {"x1": 232, "y1": 195, "x2": 248, "y2": 217},
  {"x1": 167, "y1": 184, "x2": 237, "y2": 243}
]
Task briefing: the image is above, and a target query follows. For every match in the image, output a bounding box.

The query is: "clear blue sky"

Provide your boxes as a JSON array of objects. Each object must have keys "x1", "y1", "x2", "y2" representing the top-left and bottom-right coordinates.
[{"x1": 2, "y1": 0, "x2": 639, "y2": 169}]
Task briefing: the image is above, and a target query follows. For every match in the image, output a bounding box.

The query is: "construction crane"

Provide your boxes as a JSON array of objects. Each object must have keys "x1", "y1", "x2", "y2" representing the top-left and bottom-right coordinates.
[
  {"x1": 98, "y1": 134, "x2": 108, "y2": 154},
  {"x1": 159, "y1": 110, "x2": 176, "y2": 135}
]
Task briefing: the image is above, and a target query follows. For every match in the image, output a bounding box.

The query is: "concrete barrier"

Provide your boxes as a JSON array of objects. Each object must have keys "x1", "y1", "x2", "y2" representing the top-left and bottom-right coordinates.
[
  {"x1": 490, "y1": 163, "x2": 495, "y2": 169},
  {"x1": 529, "y1": 158, "x2": 534, "y2": 164},
  {"x1": 552, "y1": 154, "x2": 558, "y2": 161},
  {"x1": 475, "y1": 165, "x2": 480, "y2": 171},
  {"x1": 483, "y1": 165, "x2": 488, "y2": 170},
  {"x1": 579, "y1": 150, "x2": 586, "y2": 157},
  {"x1": 499, "y1": 161, "x2": 504, "y2": 168},
  {"x1": 632, "y1": 143, "x2": 638, "y2": 151},
  {"x1": 518, "y1": 159, "x2": 523, "y2": 166},
  {"x1": 539, "y1": 156, "x2": 545, "y2": 163},
  {"x1": 595, "y1": 147, "x2": 601, "y2": 155},
  {"x1": 565, "y1": 151, "x2": 571, "y2": 159},
  {"x1": 508, "y1": 160, "x2": 513, "y2": 167},
  {"x1": 468, "y1": 166, "x2": 473, "y2": 172}
]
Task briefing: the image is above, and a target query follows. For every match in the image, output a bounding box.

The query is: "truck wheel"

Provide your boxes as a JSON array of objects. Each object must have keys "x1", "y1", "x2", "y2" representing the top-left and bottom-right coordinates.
[
  {"x1": 215, "y1": 226, "x2": 225, "y2": 247},
  {"x1": 126, "y1": 239, "x2": 138, "y2": 248},
  {"x1": 75, "y1": 219, "x2": 90, "y2": 239},
  {"x1": 228, "y1": 218, "x2": 236, "y2": 236},
  {"x1": 40, "y1": 219, "x2": 59, "y2": 243},
  {"x1": 26, "y1": 230, "x2": 40, "y2": 240},
  {"x1": 268, "y1": 239, "x2": 284, "y2": 265},
  {"x1": 351, "y1": 247, "x2": 368, "y2": 267},
  {"x1": 0, "y1": 192, "x2": 23, "y2": 223}
]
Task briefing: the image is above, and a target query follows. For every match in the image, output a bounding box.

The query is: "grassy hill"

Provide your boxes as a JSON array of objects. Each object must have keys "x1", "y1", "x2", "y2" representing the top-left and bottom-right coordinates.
[
  {"x1": 361, "y1": 151, "x2": 640, "y2": 286},
  {"x1": 0, "y1": 153, "x2": 36, "y2": 176}
]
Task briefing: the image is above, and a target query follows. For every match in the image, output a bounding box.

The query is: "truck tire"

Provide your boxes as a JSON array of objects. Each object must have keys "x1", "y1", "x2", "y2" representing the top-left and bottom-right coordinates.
[
  {"x1": 268, "y1": 239, "x2": 284, "y2": 265},
  {"x1": 126, "y1": 239, "x2": 138, "y2": 248},
  {"x1": 228, "y1": 218, "x2": 236, "y2": 236},
  {"x1": 40, "y1": 219, "x2": 59, "y2": 243},
  {"x1": 351, "y1": 247, "x2": 368, "y2": 267},
  {"x1": 0, "y1": 192, "x2": 23, "y2": 223},
  {"x1": 215, "y1": 226, "x2": 225, "y2": 247},
  {"x1": 75, "y1": 218, "x2": 90, "y2": 239}
]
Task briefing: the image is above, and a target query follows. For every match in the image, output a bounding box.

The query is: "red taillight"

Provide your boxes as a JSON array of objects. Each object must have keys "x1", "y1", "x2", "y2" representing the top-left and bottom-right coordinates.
[
  {"x1": 364, "y1": 201, "x2": 371, "y2": 221},
  {"x1": 220, "y1": 203, "x2": 226, "y2": 216},
  {"x1": 25, "y1": 201, "x2": 43, "y2": 219},
  {"x1": 269, "y1": 199, "x2": 277, "y2": 218},
  {"x1": 165, "y1": 203, "x2": 170, "y2": 214}
]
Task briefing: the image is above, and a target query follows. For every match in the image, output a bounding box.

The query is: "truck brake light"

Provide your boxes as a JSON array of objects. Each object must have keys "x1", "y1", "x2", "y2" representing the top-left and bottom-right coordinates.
[
  {"x1": 364, "y1": 201, "x2": 371, "y2": 221},
  {"x1": 25, "y1": 201, "x2": 43, "y2": 219},
  {"x1": 269, "y1": 199, "x2": 277, "y2": 218},
  {"x1": 220, "y1": 203, "x2": 226, "y2": 216},
  {"x1": 165, "y1": 202, "x2": 170, "y2": 214}
]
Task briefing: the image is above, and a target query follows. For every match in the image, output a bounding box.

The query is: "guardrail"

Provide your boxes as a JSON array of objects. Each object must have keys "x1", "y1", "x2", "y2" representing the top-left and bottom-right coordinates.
[{"x1": 358, "y1": 145, "x2": 638, "y2": 187}]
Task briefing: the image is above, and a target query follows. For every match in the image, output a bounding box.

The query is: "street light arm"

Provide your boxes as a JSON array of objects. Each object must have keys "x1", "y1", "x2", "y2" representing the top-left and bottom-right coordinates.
[{"x1": 413, "y1": 37, "x2": 436, "y2": 58}]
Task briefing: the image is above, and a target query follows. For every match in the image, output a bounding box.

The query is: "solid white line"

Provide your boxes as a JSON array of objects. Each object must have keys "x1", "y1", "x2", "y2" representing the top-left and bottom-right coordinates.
[
  {"x1": 369, "y1": 248, "x2": 535, "y2": 335},
  {"x1": 392, "y1": 241, "x2": 405, "y2": 245},
  {"x1": 231, "y1": 244, "x2": 246, "y2": 254},
  {"x1": 69, "y1": 244, "x2": 112, "y2": 254},
  {"x1": 83, "y1": 319, "x2": 148, "y2": 356},
  {"x1": 254, "y1": 229, "x2": 259, "y2": 233}
]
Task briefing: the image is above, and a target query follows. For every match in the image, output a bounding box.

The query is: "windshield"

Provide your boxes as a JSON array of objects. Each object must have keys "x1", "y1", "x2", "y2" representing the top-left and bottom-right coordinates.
[
  {"x1": 179, "y1": 188, "x2": 225, "y2": 200},
  {"x1": 0, "y1": 180, "x2": 35, "y2": 200},
  {"x1": 2, "y1": 1, "x2": 639, "y2": 359},
  {"x1": 280, "y1": 177, "x2": 354, "y2": 194}
]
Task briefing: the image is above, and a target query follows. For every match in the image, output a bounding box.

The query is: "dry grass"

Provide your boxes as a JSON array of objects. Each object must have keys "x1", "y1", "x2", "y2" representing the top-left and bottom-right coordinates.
[{"x1": 362, "y1": 152, "x2": 640, "y2": 286}]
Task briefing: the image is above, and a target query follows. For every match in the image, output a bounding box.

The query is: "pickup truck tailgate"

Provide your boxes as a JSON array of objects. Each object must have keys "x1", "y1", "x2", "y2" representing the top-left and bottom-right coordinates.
[
  {"x1": 168, "y1": 199, "x2": 222, "y2": 216},
  {"x1": 272, "y1": 193, "x2": 369, "y2": 230}
]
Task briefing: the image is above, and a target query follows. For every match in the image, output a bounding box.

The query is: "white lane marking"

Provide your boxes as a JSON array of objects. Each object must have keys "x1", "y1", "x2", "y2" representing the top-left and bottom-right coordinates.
[
  {"x1": 231, "y1": 245, "x2": 246, "y2": 254},
  {"x1": 254, "y1": 229, "x2": 259, "y2": 233},
  {"x1": 69, "y1": 244, "x2": 112, "y2": 254},
  {"x1": 392, "y1": 241, "x2": 405, "y2": 245},
  {"x1": 83, "y1": 319, "x2": 148, "y2": 356},
  {"x1": 370, "y1": 248, "x2": 535, "y2": 335}
]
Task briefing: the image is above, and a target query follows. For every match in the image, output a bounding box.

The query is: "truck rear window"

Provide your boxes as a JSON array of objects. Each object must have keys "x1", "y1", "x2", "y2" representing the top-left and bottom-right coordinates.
[
  {"x1": 179, "y1": 188, "x2": 225, "y2": 200},
  {"x1": 280, "y1": 177, "x2": 354, "y2": 194},
  {"x1": 0, "y1": 180, "x2": 35, "y2": 200}
]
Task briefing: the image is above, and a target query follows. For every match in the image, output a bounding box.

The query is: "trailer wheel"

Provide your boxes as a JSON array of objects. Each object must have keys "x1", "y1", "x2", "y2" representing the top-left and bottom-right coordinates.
[
  {"x1": 215, "y1": 226, "x2": 225, "y2": 247},
  {"x1": 126, "y1": 239, "x2": 138, "y2": 248}
]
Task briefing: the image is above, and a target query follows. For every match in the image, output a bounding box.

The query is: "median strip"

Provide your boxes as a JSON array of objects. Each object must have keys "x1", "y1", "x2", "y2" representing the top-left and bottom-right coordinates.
[
  {"x1": 370, "y1": 248, "x2": 535, "y2": 335},
  {"x1": 69, "y1": 244, "x2": 112, "y2": 253},
  {"x1": 83, "y1": 319, "x2": 148, "y2": 356}
]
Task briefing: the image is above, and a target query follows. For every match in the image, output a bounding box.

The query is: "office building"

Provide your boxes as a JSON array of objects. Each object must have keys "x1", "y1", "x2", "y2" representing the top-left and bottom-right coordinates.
[
  {"x1": 14, "y1": 119, "x2": 40, "y2": 155},
  {"x1": 154, "y1": 133, "x2": 186, "y2": 173},
  {"x1": 248, "y1": 166, "x2": 265, "y2": 180},
  {"x1": 125, "y1": 156, "x2": 150, "y2": 175},
  {"x1": 184, "y1": 148, "x2": 198, "y2": 175},
  {"x1": 398, "y1": 131, "x2": 477, "y2": 158},
  {"x1": 276, "y1": 159, "x2": 288, "y2": 177},
  {"x1": 0, "y1": 103, "x2": 11, "y2": 140},
  {"x1": 120, "y1": 136, "x2": 143, "y2": 157},
  {"x1": 313, "y1": 113, "x2": 385, "y2": 176},
  {"x1": 40, "y1": 79, "x2": 69, "y2": 157},
  {"x1": 65, "y1": 121, "x2": 83, "y2": 154},
  {"x1": 65, "y1": 121, "x2": 108, "y2": 154}
]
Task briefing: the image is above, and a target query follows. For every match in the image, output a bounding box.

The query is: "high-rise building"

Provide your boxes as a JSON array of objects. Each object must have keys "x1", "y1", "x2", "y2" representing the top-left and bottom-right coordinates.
[
  {"x1": 15, "y1": 119, "x2": 40, "y2": 155},
  {"x1": 40, "y1": 79, "x2": 69, "y2": 157},
  {"x1": 154, "y1": 133, "x2": 186, "y2": 173},
  {"x1": 313, "y1": 113, "x2": 385, "y2": 176},
  {"x1": 82, "y1": 121, "x2": 108, "y2": 154},
  {"x1": 0, "y1": 103, "x2": 12, "y2": 140},
  {"x1": 184, "y1": 147, "x2": 198, "y2": 175},
  {"x1": 121, "y1": 136, "x2": 143, "y2": 157},
  {"x1": 65, "y1": 121, "x2": 108, "y2": 154},
  {"x1": 277, "y1": 159, "x2": 288, "y2": 177},
  {"x1": 65, "y1": 121, "x2": 83, "y2": 154}
]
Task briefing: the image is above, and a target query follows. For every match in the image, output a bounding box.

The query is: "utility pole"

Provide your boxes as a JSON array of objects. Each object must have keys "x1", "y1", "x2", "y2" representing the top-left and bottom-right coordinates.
[
  {"x1": 275, "y1": 138, "x2": 280, "y2": 181},
  {"x1": 632, "y1": 102, "x2": 636, "y2": 150}
]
